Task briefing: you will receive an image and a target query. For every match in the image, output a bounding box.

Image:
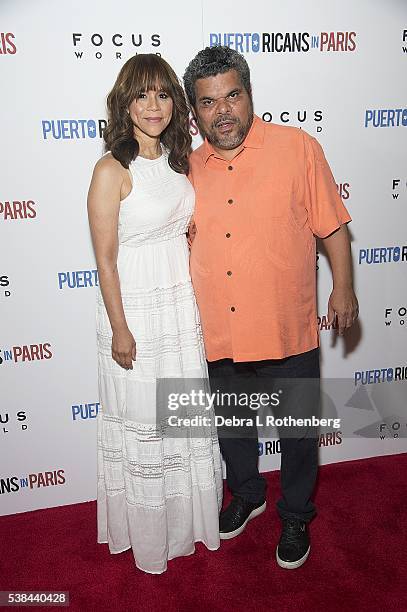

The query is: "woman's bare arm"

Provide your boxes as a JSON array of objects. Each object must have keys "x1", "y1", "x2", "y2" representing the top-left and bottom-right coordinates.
[{"x1": 87, "y1": 156, "x2": 136, "y2": 369}]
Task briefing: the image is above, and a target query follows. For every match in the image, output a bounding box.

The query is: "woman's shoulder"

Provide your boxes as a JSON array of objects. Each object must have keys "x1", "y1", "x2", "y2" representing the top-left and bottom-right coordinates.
[
  {"x1": 94, "y1": 152, "x2": 125, "y2": 174},
  {"x1": 93, "y1": 152, "x2": 130, "y2": 182}
]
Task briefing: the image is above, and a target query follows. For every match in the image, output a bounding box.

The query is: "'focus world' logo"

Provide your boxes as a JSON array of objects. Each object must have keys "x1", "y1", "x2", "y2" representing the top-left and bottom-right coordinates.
[
  {"x1": 42, "y1": 119, "x2": 106, "y2": 140},
  {"x1": 209, "y1": 31, "x2": 356, "y2": 53},
  {"x1": 1, "y1": 275, "x2": 11, "y2": 298},
  {"x1": 358, "y1": 245, "x2": 407, "y2": 265},
  {"x1": 385, "y1": 307, "x2": 407, "y2": 327},
  {"x1": 378, "y1": 421, "x2": 406, "y2": 439},
  {"x1": 72, "y1": 32, "x2": 161, "y2": 60},
  {"x1": 1, "y1": 411, "x2": 28, "y2": 435},
  {"x1": 0, "y1": 343, "x2": 53, "y2": 365},
  {"x1": 365, "y1": 108, "x2": 407, "y2": 128},
  {"x1": 0, "y1": 469, "x2": 66, "y2": 495},
  {"x1": 347, "y1": 375, "x2": 407, "y2": 439},
  {"x1": 392, "y1": 179, "x2": 407, "y2": 200},
  {"x1": 262, "y1": 109, "x2": 323, "y2": 133}
]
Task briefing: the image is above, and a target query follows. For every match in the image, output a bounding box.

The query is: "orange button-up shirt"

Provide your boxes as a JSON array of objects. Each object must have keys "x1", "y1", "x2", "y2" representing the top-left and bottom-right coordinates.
[{"x1": 189, "y1": 115, "x2": 352, "y2": 362}]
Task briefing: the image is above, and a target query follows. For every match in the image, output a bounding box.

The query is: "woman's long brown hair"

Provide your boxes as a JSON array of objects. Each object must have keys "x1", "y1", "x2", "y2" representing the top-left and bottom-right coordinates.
[{"x1": 104, "y1": 54, "x2": 191, "y2": 174}]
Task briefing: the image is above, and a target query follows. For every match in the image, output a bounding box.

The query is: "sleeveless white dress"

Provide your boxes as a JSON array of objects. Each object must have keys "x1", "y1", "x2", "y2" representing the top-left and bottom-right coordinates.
[{"x1": 96, "y1": 148, "x2": 222, "y2": 574}]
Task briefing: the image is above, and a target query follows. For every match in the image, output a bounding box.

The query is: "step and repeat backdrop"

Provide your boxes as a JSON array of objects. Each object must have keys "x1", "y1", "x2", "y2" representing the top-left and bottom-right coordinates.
[{"x1": 1, "y1": 0, "x2": 406, "y2": 515}]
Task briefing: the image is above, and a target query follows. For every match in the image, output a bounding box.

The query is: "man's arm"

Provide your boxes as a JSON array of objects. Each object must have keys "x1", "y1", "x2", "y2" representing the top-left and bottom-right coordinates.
[{"x1": 321, "y1": 223, "x2": 359, "y2": 336}]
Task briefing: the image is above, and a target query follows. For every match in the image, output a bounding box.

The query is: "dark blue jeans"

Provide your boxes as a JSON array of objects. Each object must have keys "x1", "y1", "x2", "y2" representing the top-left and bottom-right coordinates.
[{"x1": 208, "y1": 347, "x2": 320, "y2": 522}]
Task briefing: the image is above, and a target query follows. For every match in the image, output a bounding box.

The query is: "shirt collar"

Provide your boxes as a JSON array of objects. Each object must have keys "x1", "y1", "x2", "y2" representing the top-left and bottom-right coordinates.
[{"x1": 202, "y1": 114, "x2": 265, "y2": 164}]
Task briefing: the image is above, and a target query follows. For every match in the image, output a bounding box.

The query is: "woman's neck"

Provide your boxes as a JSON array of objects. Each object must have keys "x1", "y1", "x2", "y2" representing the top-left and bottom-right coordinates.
[{"x1": 134, "y1": 129, "x2": 162, "y2": 160}]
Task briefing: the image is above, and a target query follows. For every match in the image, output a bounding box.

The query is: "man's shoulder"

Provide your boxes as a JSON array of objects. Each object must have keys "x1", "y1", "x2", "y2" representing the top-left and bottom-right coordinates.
[
  {"x1": 262, "y1": 119, "x2": 308, "y2": 145},
  {"x1": 260, "y1": 119, "x2": 321, "y2": 160}
]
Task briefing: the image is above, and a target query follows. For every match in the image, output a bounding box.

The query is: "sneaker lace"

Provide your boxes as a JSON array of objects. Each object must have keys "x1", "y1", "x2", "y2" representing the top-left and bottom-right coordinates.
[
  {"x1": 225, "y1": 496, "x2": 244, "y2": 519},
  {"x1": 281, "y1": 520, "x2": 303, "y2": 546}
]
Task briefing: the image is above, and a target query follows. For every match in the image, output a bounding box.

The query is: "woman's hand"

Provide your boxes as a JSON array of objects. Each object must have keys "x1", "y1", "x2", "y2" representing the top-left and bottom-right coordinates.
[
  {"x1": 112, "y1": 328, "x2": 137, "y2": 370},
  {"x1": 187, "y1": 217, "x2": 196, "y2": 248}
]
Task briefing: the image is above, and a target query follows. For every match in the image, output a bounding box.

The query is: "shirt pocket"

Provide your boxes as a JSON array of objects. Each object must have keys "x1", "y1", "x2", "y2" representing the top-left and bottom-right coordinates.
[
  {"x1": 264, "y1": 222, "x2": 314, "y2": 272},
  {"x1": 251, "y1": 177, "x2": 293, "y2": 219}
]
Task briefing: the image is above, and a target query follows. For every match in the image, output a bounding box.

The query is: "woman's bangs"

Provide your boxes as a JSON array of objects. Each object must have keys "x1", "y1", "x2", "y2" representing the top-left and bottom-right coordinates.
[{"x1": 133, "y1": 58, "x2": 174, "y2": 97}]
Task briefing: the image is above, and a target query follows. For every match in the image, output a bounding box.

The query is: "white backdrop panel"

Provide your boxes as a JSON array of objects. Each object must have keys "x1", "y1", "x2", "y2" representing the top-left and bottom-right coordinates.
[{"x1": 1, "y1": 0, "x2": 406, "y2": 515}]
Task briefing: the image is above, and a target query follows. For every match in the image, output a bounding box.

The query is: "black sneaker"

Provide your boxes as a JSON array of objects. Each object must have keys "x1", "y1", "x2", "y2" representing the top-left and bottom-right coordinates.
[
  {"x1": 219, "y1": 496, "x2": 266, "y2": 540},
  {"x1": 276, "y1": 519, "x2": 310, "y2": 569}
]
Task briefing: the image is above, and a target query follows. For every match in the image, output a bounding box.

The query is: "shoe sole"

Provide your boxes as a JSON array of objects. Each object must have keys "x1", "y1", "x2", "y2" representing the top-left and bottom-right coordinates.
[
  {"x1": 276, "y1": 545, "x2": 310, "y2": 569},
  {"x1": 219, "y1": 502, "x2": 267, "y2": 540}
]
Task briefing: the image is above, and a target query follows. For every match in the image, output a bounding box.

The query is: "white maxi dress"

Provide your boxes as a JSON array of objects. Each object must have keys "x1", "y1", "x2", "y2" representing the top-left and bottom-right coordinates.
[{"x1": 96, "y1": 148, "x2": 223, "y2": 574}]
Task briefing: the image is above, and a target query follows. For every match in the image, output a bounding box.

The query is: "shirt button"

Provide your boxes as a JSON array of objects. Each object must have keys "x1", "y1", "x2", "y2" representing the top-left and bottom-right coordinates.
[
  {"x1": 227, "y1": 271, "x2": 232, "y2": 276},
  {"x1": 228, "y1": 199, "x2": 233, "y2": 204},
  {"x1": 230, "y1": 306, "x2": 236, "y2": 312},
  {"x1": 226, "y1": 233, "x2": 231, "y2": 238},
  {"x1": 228, "y1": 165, "x2": 233, "y2": 171}
]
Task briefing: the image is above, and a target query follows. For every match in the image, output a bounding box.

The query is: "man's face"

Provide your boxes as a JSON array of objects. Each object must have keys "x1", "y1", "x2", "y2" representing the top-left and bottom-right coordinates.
[{"x1": 193, "y1": 69, "x2": 253, "y2": 152}]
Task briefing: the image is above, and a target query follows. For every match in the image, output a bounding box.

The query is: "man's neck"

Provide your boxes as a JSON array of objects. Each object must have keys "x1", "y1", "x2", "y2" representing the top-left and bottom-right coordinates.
[
  {"x1": 207, "y1": 114, "x2": 255, "y2": 161},
  {"x1": 210, "y1": 143, "x2": 245, "y2": 161}
]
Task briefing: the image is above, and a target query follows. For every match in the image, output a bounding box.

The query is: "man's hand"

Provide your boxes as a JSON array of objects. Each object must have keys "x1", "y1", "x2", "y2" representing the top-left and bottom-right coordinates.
[
  {"x1": 321, "y1": 224, "x2": 358, "y2": 335},
  {"x1": 327, "y1": 286, "x2": 359, "y2": 336},
  {"x1": 187, "y1": 217, "x2": 196, "y2": 248}
]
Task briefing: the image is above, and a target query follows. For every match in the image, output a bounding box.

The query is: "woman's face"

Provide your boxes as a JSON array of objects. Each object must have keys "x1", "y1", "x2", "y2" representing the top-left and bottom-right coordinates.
[{"x1": 128, "y1": 88, "x2": 173, "y2": 140}]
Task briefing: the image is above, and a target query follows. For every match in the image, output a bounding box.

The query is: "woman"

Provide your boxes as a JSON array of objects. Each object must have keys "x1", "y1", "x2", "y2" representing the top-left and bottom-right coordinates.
[{"x1": 87, "y1": 54, "x2": 222, "y2": 574}]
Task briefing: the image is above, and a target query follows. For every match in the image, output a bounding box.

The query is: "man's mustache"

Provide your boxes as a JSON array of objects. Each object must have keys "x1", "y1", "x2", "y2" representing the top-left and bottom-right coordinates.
[{"x1": 212, "y1": 116, "x2": 239, "y2": 128}]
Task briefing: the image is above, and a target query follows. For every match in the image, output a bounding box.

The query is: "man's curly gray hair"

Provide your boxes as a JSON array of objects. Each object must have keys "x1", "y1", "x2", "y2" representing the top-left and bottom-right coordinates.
[{"x1": 183, "y1": 46, "x2": 252, "y2": 108}]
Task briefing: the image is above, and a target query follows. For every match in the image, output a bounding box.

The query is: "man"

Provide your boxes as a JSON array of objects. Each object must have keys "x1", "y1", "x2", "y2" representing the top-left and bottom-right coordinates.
[{"x1": 183, "y1": 46, "x2": 358, "y2": 569}]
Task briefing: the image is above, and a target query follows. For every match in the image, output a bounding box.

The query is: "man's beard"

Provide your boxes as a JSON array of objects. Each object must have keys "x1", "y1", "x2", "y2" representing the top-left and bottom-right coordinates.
[{"x1": 202, "y1": 109, "x2": 254, "y2": 150}]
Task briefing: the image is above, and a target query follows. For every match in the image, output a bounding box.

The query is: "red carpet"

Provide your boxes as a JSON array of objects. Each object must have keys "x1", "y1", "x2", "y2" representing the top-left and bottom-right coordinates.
[{"x1": 1, "y1": 453, "x2": 406, "y2": 612}]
